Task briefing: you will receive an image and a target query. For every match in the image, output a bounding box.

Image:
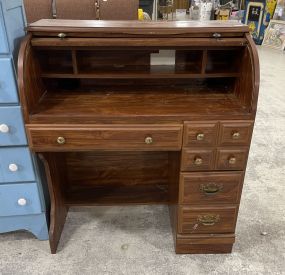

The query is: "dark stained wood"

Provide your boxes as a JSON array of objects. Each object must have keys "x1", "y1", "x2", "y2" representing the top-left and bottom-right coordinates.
[
  {"x1": 40, "y1": 72, "x2": 241, "y2": 79},
  {"x1": 27, "y1": 19, "x2": 249, "y2": 36},
  {"x1": 176, "y1": 234, "x2": 235, "y2": 254},
  {"x1": 65, "y1": 151, "x2": 170, "y2": 187},
  {"x1": 168, "y1": 152, "x2": 180, "y2": 204},
  {"x1": 31, "y1": 37, "x2": 248, "y2": 47},
  {"x1": 17, "y1": 34, "x2": 45, "y2": 124},
  {"x1": 65, "y1": 185, "x2": 169, "y2": 205},
  {"x1": 216, "y1": 148, "x2": 249, "y2": 170},
  {"x1": 181, "y1": 148, "x2": 216, "y2": 172},
  {"x1": 219, "y1": 120, "x2": 254, "y2": 146},
  {"x1": 26, "y1": 124, "x2": 183, "y2": 151},
  {"x1": 17, "y1": 20, "x2": 259, "y2": 254},
  {"x1": 183, "y1": 121, "x2": 219, "y2": 147},
  {"x1": 178, "y1": 205, "x2": 238, "y2": 234},
  {"x1": 179, "y1": 172, "x2": 244, "y2": 204},
  {"x1": 28, "y1": 91, "x2": 250, "y2": 125},
  {"x1": 38, "y1": 153, "x2": 69, "y2": 254}
]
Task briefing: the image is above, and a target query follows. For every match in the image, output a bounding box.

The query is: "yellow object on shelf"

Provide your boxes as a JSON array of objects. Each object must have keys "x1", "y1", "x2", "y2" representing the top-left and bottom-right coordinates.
[{"x1": 138, "y1": 9, "x2": 144, "y2": 20}]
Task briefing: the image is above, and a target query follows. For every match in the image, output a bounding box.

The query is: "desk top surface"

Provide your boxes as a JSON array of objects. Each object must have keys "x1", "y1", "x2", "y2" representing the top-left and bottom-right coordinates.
[{"x1": 28, "y1": 19, "x2": 249, "y2": 34}]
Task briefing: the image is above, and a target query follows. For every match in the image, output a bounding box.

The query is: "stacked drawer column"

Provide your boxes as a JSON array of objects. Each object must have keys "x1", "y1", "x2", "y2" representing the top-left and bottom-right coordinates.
[
  {"x1": 0, "y1": 0, "x2": 48, "y2": 240},
  {"x1": 175, "y1": 120, "x2": 253, "y2": 253}
]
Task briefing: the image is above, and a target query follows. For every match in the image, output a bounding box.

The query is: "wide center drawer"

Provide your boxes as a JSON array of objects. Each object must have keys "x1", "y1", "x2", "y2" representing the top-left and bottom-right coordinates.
[{"x1": 26, "y1": 124, "x2": 183, "y2": 151}]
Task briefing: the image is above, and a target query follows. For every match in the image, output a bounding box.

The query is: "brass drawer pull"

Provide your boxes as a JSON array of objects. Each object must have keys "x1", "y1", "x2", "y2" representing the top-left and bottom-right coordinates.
[
  {"x1": 58, "y1": 33, "x2": 67, "y2": 39},
  {"x1": 196, "y1": 133, "x2": 205, "y2": 141},
  {"x1": 200, "y1": 183, "x2": 223, "y2": 195},
  {"x1": 145, "y1": 136, "x2": 153, "y2": 144},
  {"x1": 57, "y1": 136, "x2": 66, "y2": 144},
  {"x1": 232, "y1": 132, "x2": 240, "y2": 139},
  {"x1": 213, "y1": 32, "x2": 221, "y2": 38},
  {"x1": 228, "y1": 156, "x2": 236, "y2": 165},
  {"x1": 194, "y1": 157, "x2": 203, "y2": 165},
  {"x1": 198, "y1": 214, "x2": 220, "y2": 226}
]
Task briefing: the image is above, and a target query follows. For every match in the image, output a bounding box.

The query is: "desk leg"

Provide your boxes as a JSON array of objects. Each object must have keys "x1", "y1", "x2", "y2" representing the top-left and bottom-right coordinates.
[{"x1": 39, "y1": 153, "x2": 69, "y2": 254}]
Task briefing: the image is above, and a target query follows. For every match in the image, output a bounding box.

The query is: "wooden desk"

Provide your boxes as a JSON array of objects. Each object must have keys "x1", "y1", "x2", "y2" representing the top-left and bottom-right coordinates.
[{"x1": 18, "y1": 19, "x2": 259, "y2": 254}]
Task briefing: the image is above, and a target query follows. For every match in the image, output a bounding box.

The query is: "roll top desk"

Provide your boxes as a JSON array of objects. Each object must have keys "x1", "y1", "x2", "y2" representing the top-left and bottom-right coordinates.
[{"x1": 18, "y1": 19, "x2": 259, "y2": 254}]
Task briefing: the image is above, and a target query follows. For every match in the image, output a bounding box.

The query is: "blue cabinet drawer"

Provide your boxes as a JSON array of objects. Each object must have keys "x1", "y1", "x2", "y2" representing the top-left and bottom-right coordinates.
[
  {"x1": 0, "y1": 182, "x2": 42, "y2": 216},
  {"x1": 0, "y1": 147, "x2": 35, "y2": 183},
  {"x1": 0, "y1": 57, "x2": 18, "y2": 104},
  {"x1": 0, "y1": 106, "x2": 27, "y2": 146}
]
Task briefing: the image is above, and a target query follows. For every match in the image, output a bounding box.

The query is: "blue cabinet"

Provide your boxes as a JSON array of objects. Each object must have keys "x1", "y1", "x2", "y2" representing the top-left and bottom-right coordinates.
[
  {"x1": 0, "y1": 106, "x2": 27, "y2": 145},
  {"x1": 0, "y1": 147, "x2": 36, "y2": 183},
  {"x1": 0, "y1": 0, "x2": 26, "y2": 57},
  {"x1": 0, "y1": 0, "x2": 49, "y2": 241},
  {"x1": 0, "y1": 182, "x2": 42, "y2": 216},
  {"x1": 0, "y1": 58, "x2": 19, "y2": 103},
  {"x1": 0, "y1": 6, "x2": 9, "y2": 53}
]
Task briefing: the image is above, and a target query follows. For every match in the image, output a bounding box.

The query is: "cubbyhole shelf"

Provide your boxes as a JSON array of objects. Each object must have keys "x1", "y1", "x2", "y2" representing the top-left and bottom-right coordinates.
[
  {"x1": 30, "y1": 46, "x2": 250, "y2": 123},
  {"x1": 37, "y1": 47, "x2": 243, "y2": 79}
]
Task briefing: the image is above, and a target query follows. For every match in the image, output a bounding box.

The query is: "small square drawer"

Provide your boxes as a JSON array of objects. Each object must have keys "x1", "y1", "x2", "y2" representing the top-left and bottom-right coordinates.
[
  {"x1": 0, "y1": 58, "x2": 18, "y2": 103},
  {"x1": 0, "y1": 147, "x2": 36, "y2": 183},
  {"x1": 181, "y1": 148, "x2": 215, "y2": 171},
  {"x1": 0, "y1": 182, "x2": 42, "y2": 217},
  {"x1": 183, "y1": 122, "x2": 218, "y2": 147},
  {"x1": 216, "y1": 148, "x2": 248, "y2": 171},
  {"x1": 179, "y1": 172, "x2": 243, "y2": 204},
  {"x1": 219, "y1": 121, "x2": 253, "y2": 146},
  {"x1": 178, "y1": 206, "x2": 238, "y2": 234},
  {"x1": 0, "y1": 106, "x2": 27, "y2": 146}
]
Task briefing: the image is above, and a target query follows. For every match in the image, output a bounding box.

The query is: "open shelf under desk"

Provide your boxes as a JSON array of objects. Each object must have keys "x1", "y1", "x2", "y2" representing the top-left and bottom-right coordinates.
[
  {"x1": 30, "y1": 89, "x2": 250, "y2": 123},
  {"x1": 64, "y1": 184, "x2": 169, "y2": 205}
]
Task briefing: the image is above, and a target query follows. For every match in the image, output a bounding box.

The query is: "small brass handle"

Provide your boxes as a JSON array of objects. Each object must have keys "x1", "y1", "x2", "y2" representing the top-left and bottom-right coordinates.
[
  {"x1": 145, "y1": 136, "x2": 153, "y2": 144},
  {"x1": 232, "y1": 132, "x2": 240, "y2": 139},
  {"x1": 194, "y1": 157, "x2": 203, "y2": 165},
  {"x1": 228, "y1": 156, "x2": 236, "y2": 165},
  {"x1": 196, "y1": 133, "x2": 205, "y2": 141},
  {"x1": 198, "y1": 214, "x2": 220, "y2": 226},
  {"x1": 57, "y1": 136, "x2": 66, "y2": 144},
  {"x1": 58, "y1": 33, "x2": 67, "y2": 39},
  {"x1": 200, "y1": 183, "x2": 223, "y2": 195},
  {"x1": 213, "y1": 32, "x2": 221, "y2": 38}
]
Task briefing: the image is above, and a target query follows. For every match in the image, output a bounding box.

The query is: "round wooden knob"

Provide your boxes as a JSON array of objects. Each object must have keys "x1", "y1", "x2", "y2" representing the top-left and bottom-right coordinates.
[
  {"x1": 0, "y1": 124, "x2": 9, "y2": 133},
  {"x1": 145, "y1": 136, "x2": 153, "y2": 144},
  {"x1": 57, "y1": 136, "x2": 66, "y2": 144},
  {"x1": 196, "y1": 133, "x2": 205, "y2": 141},
  {"x1": 232, "y1": 132, "x2": 240, "y2": 139},
  {"x1": 17, "y1": 198, "x2": 27, "y2": 206},
  {"x1": 194, "y1": 157, "x2": 203, "y2": 165},
  {"x1": 228, "y1": 157, "x2": 236, "y2": 165},
  {"x1": 9, "y1": 163, "x2": 18, "y2": 172}
]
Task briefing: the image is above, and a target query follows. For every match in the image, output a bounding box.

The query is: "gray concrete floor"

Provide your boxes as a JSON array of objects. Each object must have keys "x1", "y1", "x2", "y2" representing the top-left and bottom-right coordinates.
[{"x1": 0, "y1": 47, "x2": 285, "y2": 275}]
